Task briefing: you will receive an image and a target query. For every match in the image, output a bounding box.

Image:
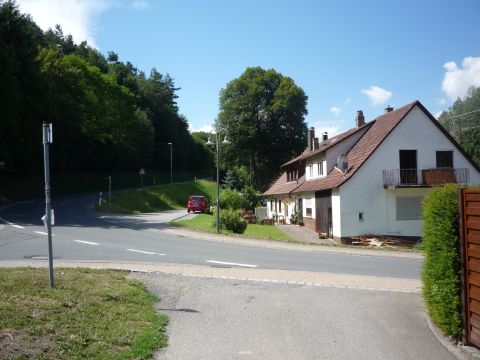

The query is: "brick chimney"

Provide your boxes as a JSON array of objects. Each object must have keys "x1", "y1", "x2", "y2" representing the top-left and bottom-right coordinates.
[
  {"x1": 322, "y1": 132, "x2": 328, "y2": 141},
  {"x1": 384, "y1": 105, "x2": 394, "y2": 113},
  {"x1": 307, "y1": 127, "x2": 315, "y2": 151},
  {"x1": 314, "y1": 138, "x2": 319, "y2": 150},
  {"x1": 355, "y1": 110, "x2": 365, "y2": 128}
]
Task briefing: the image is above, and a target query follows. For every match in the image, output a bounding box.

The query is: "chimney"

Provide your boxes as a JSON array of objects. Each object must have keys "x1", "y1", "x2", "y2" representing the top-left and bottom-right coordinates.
[
  {"x1": 307, "y1": 127, "x2": 315, "y2": 151},
  {"x1": 322, "y1": 132, "x2": 328, "y2": 141},
  {"x1": 384, "y1": 105, "x2": 394, "y2": 113},
  {"x1": 355, "y1": 110, "x2": 365, "y2": 128},
  {"x1": 314, "y1": 138, "x2": 319, "y2": 150}
]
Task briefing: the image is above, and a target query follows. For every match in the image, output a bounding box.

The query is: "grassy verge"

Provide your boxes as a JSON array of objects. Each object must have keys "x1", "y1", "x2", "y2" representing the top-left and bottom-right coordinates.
[
  {"x1": 0, "y1": 268, "x2": 168, "y2": 360},
  {"x1": 173, "y1": 213, "x2": 294, "y2": 242},
  {"x1": 96, "y1": 180, "x2": 217, "y2": 214}
]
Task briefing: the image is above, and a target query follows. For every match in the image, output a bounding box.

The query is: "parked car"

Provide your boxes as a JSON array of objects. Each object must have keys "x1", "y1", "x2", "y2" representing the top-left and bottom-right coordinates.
[{"x1": 187, "y1": 195, "x2": 209, "y2": 213}]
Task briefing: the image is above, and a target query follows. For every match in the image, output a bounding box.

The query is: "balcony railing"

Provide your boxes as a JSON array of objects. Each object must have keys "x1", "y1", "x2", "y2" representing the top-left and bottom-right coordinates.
[{"x1": 383, "y1": 168, "x2": 470, "y2": 188}]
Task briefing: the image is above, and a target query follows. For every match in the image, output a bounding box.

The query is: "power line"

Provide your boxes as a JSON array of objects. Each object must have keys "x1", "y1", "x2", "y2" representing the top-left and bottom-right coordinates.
[{"x1": 443, "y1": 108, "x2": 480, "y2": 120}]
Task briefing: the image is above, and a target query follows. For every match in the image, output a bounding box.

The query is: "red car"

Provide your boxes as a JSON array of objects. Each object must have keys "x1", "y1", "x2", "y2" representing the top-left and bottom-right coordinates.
[{"x1": 187, "y1": 195, "x2": 209, "y2": 213}]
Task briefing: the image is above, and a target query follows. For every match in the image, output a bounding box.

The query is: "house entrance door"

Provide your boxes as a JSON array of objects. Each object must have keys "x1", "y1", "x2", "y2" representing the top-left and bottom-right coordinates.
[
  {"x1": 315, "y1": 190, "x2": 332, "y2": 237},
  {"x1": 399, "y1": 150, "x2": 418, "y2": 184}
]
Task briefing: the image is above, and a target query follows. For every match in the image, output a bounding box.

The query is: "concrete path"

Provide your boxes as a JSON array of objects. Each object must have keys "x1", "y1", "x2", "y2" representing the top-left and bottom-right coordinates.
[
  {"x1": 132, "y1": 272, "x2": 454, "y2": 360},
  {"x1": 276, "y1": 224, "x2": 334, "y2": 245}
]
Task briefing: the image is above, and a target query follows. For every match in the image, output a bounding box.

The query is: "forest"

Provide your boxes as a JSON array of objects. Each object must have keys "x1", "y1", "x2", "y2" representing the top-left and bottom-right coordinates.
[{"x1": 0, "y1": 1, "x2": 213, "y2": 197}]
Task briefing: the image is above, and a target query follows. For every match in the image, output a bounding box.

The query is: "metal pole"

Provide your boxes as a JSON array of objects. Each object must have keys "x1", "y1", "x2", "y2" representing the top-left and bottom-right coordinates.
[
  {"x1": 170, "y1": 144, "x2": 173, "y2": 184},
  {"x1": 216, "y1": 133, "x2": 220, "y2": 233},
  {"x1": 108, "y1": 176, "x2": 112, "y2": 208},
  {"x1": 42, "y1": 123, "x2": 54, "y2": 288}
]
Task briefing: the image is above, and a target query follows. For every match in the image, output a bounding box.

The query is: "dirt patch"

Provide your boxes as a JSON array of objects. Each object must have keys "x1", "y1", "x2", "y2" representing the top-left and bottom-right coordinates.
[{"x1": 0, "y1": 329, "x2": 53, "y2": 359}]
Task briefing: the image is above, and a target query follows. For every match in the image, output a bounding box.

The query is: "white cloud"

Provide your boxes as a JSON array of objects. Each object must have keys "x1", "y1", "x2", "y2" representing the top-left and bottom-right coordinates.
[
  {"x1": 188, "y1": 123, "x2": 214, "y2": 133},
  {"x1": 17, "y1": 0, "x2": 110, "y2": 48},
  {"x1": 131, "y1": 0, "x2": 150, "y2": 9},
  {"x1": 435, "y1": 97, "x2": 447, "y2": 105},
  {"x1": 330, "y1": 106, "x2": 342, "y2": 116},
  {"x1": 442, "y1": 57, "x2": 480, "y2": 100},
  {"x1": 308, "y1": 123, "x2": 341, "y2": 138},
  {"x1": 361, "y1": 85, "x2": 392, "y2": 106}
]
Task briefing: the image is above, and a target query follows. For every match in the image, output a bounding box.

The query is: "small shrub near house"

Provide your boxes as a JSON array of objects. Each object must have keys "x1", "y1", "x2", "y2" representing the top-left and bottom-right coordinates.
[
  {"x1": 216, "y1": 208, "x2": 247, "y2": 234},
  {"x1": 422, "y1": 184, "x2": 462, "y2": 340},
  {"x1": 219, "y1": 188, "x2": 248, "y2": 210}
]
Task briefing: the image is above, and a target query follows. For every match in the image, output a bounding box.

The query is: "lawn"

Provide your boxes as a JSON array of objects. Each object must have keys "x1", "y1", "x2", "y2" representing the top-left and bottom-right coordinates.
[
  {"x1": 97, "y1": 179, "x2": 217, "y2": 214},
  {"x1": 0, "y1": 268, "x2": 168, "y2": 360},
  {"x1": 173, "y1": 213, "x2": 294, "y2": 242}
]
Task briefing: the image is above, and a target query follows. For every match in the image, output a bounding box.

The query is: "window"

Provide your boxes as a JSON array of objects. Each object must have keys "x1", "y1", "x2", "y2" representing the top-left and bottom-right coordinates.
[
  {"x1": 396, "y1": 196, "x2": 423, "y2": 220},
  {"x1": 359, "y1": 212, "x2": 364, "y2": 222},
  {"x1": 436, "y1": 150, "x2": 453, "y2": 168},
  {"x1": 318, "y1": 161, "x2": 324, "y2": 176},
  {"x1": 306, "y1": 208, "x2": 312, "y2": 217},
  {"x1": 309, "y1": 164, "x2": 313, "y2": 177}
]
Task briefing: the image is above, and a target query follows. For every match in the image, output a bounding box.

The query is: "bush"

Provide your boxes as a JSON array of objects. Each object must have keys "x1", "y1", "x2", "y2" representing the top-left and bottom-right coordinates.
[
  {"x1": 422, "y1": 184, "x2": 462, "y2": 340},
  {"x1": 242, "y1": 186, "x2": 263, "y2": 211},
  {"x1": 219, "y1": 188, "x2": 247, "y2": 210},
  {"x1": 216, "y1": 208, "x2": 247, "y2": 234}
]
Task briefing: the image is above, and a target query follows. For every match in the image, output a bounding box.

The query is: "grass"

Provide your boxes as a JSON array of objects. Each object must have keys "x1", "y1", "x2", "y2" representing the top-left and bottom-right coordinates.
[
  {"x1": 173, "y1": 213, "x2": 294, "y2": 242},
  {"x1": 0, "y1": 170, "x2": 211, "y2": 202},
  {"x1": 0, "y1": 267, "x2": 168, "y2": 360},
  {"x1": 96, "y1": 180, "x2": 217, "y2": 214}
]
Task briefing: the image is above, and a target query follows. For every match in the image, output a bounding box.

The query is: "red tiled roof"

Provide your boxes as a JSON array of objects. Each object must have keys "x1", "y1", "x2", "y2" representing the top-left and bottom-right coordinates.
[
  {"x1": 293, "y1": 101, "x2": 419, "y2": 194},
  {"x1": 282, "y1": 122, "x2": 372, "y2": 167},
  {"x1": 262, "y1": 173, "x2": 305, "y2": 196}
]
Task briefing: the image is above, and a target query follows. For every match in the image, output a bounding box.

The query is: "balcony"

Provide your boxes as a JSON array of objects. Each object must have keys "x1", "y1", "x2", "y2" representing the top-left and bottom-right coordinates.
[{"x1": 383, "y1": 168, "x2": 470, "y2": 188}]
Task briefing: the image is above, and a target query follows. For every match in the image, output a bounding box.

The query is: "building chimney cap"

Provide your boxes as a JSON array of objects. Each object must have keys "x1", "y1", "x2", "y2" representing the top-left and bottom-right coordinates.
[
  {"x1": 384, "y1": 105, "x2": 394, "y2": 113},
  {"x1": 357, "y1": 110, "x2": 364, "y2": 115},
  {"x1": 355, "y1": 110, "x2": 365, "y2": 128}
]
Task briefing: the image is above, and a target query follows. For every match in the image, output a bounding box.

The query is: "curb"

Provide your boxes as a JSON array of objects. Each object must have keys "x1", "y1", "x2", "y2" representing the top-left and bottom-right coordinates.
[{"x1": 426, "y1": 313, "x2": 480, "y2": 360}]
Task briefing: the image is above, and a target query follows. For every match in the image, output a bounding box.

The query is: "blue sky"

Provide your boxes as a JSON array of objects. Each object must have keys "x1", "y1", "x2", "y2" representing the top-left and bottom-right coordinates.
[{"x1": 18, "y1": 0, "x2": 480, "y2": 136}]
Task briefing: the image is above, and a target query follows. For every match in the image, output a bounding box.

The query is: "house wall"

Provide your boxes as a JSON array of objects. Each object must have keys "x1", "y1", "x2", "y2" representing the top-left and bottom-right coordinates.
[
  {"x1": 266, "y1": 196, "x2": 296, "y2": 224},
  {"x1": 338, "y1": 106, "x2": 480, "y2": 238},
  {"x1": 331, "y1": 189, "x2": 341, "y2": 238},
  {"x1": 326, "y1": 127, "x2": 370, "y2": 173},
  {"x1": 300, "y1": 192, "x2": 316, "y2": 229},
  {"x1": 305, "y1": 154, "x2": 326, "y2": 181}
]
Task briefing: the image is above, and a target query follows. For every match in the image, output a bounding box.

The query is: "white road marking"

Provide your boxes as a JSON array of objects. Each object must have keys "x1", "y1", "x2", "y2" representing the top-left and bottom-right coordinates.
[
  {"x1": 74, "y1": 240, "x2": 99, "y2": 246},
  {"x1": 34, "y1": 231, "x2": 48, "y2": 235},
  {"x1": 206, "y1": 260, "x2": 258, "y2": 268},
  {"x1": 127, "y1": 248, "x2": 165, "y2": 255},
  {"x1": 0, "y1": 217, "x2": 25, "y2": 229}
]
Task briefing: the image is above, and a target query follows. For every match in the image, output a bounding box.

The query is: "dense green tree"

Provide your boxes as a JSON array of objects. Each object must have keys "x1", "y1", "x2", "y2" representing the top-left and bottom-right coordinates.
[
  {"x1": 0, "y1": 0, "x2": 45, "y2": 173},
  {"x1": 439, "y1": 86, "x2": 480, "y2": 165},
  {"x1": 217, "y1": 67, "x2": 308, "y2": 189},
  {"x1": 0, "y1": 0, "x2": 213, "y2": 193}
]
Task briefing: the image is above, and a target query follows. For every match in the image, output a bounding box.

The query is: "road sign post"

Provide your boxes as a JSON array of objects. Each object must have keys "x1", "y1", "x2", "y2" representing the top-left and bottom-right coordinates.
[{"x1": 42, "y1": 123, "x2": 54, "y2": 288}]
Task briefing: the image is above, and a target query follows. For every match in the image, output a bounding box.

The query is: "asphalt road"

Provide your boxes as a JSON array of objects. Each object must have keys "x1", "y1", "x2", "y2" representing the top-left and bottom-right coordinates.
[
  {"x1": 134, "y1": 272, "x2": 454, "y2": 360},
  {"x1": 0, "y1": 194, "x2": 422, "y2": 280}
]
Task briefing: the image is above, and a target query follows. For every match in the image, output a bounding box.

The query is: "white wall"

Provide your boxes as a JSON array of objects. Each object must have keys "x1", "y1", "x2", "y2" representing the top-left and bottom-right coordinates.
[
  {"x1": 305, "y1": 154, "x2": 326, "y2": 181},
  {"x1": 332, "y1": 189, "x2": 341, "y2": 237},
  {"x1": 266, "y1": 196, "x2": 296, "y2": 223},
  {"x1": 301, "y1": 193, "x2": 316, "y2": 219},
  {"x1": 338, "y1": 105, "x2": 480, "y2": 237}
]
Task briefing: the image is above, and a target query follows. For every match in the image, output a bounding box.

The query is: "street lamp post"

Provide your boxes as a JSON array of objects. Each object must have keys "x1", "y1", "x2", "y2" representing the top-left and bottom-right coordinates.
[
  {"x1": 168, "y1": 142, "x2": 173, "y2": 184},
  {"x1": 206, "y1": 132, "x2": 230, "y2": 233}
]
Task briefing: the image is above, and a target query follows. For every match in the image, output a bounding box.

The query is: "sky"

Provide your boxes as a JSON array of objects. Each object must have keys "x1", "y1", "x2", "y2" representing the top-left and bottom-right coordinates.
[{"x1": 17, "y1": 0, "x2": 480, "y2": 136}]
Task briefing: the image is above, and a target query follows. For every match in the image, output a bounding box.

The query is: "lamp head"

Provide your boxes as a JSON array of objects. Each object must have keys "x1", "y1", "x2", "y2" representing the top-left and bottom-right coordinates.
[
  {"x1": 206, "y1": 136, "x2": 213, "y2": 145},
  {"x1": 222, "y1": 135, "x2": 230, "y2": 144}
]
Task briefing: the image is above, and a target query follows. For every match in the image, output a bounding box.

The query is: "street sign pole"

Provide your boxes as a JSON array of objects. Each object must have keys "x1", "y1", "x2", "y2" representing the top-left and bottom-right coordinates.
[
  {"x1": 108, "y1": 176, "x2": 112, "y2": 207},
  {"x1": 42, "y1": 123, "x2": 54, "y2": 288}
]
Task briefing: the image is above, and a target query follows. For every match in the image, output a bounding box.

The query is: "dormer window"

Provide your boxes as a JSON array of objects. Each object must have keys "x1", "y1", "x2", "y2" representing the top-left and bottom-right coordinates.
[{"x1": 317, "y1": 161, "x2": 324, "y2": 176}]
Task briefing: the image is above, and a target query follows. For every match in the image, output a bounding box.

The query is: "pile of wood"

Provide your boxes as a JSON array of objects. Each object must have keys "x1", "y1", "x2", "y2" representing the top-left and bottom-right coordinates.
[{"x1": 350, "y1": 235, "x2": 418, "y2": 249}]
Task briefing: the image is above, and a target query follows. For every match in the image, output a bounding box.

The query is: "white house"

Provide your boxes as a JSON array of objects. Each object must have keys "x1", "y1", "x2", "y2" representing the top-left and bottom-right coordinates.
[{"x1": 263, "y1": 101, "x2": 480, "y2": 243}]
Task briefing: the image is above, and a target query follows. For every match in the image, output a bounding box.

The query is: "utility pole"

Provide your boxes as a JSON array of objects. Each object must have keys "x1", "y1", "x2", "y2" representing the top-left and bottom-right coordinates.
[
  {"x1": 42, "y1": 123, "x2": 54, "y2": 288},
  {"x1": 108, "y1": 176, "x2": 112, "y2": 207},
  {"x1": 168, "y1": 143, "x2": 173, "y2": 184}
]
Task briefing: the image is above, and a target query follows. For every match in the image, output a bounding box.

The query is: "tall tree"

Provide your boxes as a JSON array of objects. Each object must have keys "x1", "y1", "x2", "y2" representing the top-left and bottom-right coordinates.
[
  {"x1": 439, "y1": 86, "x2": 480, "y2": 165},
  {"x1": 217, "y1": 67, "x2": 308, "y2": 189}
]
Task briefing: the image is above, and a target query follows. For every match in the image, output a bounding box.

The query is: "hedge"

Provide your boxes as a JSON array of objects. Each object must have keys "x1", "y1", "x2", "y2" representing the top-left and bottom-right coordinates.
[{"x1": 422, "y1": 184, "x2": 462, "y2": 339}]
